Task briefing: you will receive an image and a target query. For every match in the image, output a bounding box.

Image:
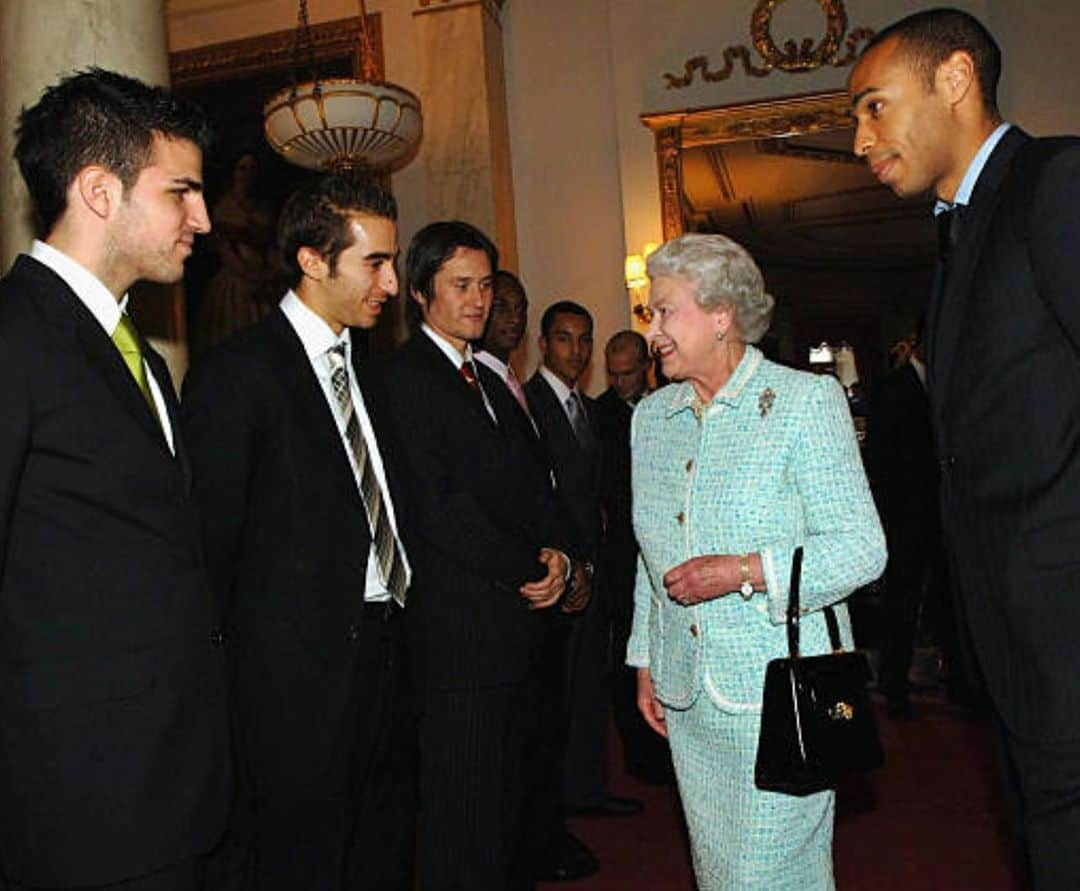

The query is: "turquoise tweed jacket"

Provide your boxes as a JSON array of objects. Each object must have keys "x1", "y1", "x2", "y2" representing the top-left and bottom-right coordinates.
[{"x1": 626, "y1": 346, "x2": 886, "y2": 712}]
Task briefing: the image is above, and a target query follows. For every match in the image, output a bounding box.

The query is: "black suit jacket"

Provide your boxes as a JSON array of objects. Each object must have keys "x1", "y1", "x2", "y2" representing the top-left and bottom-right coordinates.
[
  {"x1": 865, "y1": 362, "x2": 938, "y2": 530},
  {"x1": 524, "y1": 373, "x2": 603, "y2": 558},
  {"x1": 928, "y1": 127, "x2": 1080, "y2": 740},
  {"x1": 361, "y1": 332, "x2": 568, "y2": 690},
  {"x1": 0, "y1": 255, "x2": 229, "y2": 888},
  {"x1": 181, "y1": 309, "x2": 397, "y2": 769}
]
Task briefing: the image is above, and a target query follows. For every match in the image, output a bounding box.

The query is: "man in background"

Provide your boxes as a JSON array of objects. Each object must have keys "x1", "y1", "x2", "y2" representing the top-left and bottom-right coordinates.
[
  {"x1": 525, "y1": 303, "x2": 642, "y2": 821},
  {"x1": 851, "y1": 9, "x2": 1080, "y2": 886},
  {"x1": 476, "y1": 276, "x2": 599, "y2": 882},
  {"x1": 183, "y1": 176, "x2": 414, "y2": 890},
  {"x1": 0, "y1": 68, "x2": 229, "y2": 890},
  {"x1": 594, "y1": 330, "x2": 672, "y2": 783}
]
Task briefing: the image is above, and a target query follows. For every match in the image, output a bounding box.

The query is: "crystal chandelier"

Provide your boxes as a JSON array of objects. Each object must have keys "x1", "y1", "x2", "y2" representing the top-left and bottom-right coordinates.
[{"x1": 264, "y1": 0, "x2": 423, "y2": 174}]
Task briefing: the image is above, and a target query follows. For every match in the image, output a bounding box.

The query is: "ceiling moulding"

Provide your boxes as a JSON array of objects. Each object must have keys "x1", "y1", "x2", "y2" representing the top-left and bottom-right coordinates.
[{"x1": 664, "y1": 0, "x2": 874, "y2": 89}]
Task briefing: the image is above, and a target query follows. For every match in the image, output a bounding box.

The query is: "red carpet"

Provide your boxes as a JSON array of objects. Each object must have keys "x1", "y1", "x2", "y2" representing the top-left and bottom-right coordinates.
[{"x1": 543, "y1": 699, "x2": 1029, "y2": 890}]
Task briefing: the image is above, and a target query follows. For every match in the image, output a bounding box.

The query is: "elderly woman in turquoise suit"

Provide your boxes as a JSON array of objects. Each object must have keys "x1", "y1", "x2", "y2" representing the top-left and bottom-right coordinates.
[{"x1": 627, "y1": 234, "x2": 885, "y2": 890}]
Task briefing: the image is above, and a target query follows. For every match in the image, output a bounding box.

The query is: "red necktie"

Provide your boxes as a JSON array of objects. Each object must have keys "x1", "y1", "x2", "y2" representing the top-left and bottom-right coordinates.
[{"x1": 459, "y1": 361, "x2": 481, "y2": 393}]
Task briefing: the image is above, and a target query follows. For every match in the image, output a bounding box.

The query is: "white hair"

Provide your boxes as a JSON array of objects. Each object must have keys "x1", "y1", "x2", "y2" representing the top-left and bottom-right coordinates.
[{"x1": 647, "y1": 233, "x2": 775, "y2": 343}]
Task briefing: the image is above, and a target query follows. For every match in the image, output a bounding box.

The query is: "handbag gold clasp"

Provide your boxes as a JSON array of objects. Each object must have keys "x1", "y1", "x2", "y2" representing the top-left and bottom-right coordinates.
[{"x1": 828, "y1": 701, "x2": 855, "y2": 721}]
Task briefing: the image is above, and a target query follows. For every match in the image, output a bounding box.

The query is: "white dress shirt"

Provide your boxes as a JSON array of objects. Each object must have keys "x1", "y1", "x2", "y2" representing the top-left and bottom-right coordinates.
[
  {"x1": 281, "y1": 290, "x2": 410, "y2": 602},
  {"x1": 29, "y1": 240, "x2": 175, "y2": 454},
  {"x1": 538, "y1": 364, "x2": 584, "y2": 425}
]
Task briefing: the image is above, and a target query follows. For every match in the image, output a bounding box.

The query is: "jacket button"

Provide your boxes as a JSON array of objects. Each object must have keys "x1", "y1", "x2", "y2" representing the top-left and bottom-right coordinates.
[
  {"x1": 347, "y1": 624, "x2": 361, "y2": 643},
  {"x1": 685, "y1": 459, "x2": 694, "y2": 472},
  {"x1": 676, "y1": 511, "x2": 685, "y2": 525},
  {"x1": 689, "y1": 624, "x2": 699, "y2": 637},
  {"x1": 209, "y1": 628, "x2": 225, "y2": 647}
]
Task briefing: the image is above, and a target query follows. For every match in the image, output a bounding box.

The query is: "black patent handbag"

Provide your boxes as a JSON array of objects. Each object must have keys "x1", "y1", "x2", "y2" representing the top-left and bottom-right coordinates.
[{"x1": 753, "y1": 547, "x2": 884, "y2": 795}]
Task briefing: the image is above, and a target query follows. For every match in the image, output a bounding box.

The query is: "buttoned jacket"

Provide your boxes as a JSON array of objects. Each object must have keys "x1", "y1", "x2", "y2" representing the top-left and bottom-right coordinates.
[{"x1": 626, "y1": 347, "x2": 885, "y2": 712}]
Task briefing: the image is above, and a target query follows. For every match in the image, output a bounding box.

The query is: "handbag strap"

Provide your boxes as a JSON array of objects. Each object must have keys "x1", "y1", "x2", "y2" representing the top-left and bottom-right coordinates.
[{"x1": 786, "y1": 546, "x2": 843, "y2": 658}]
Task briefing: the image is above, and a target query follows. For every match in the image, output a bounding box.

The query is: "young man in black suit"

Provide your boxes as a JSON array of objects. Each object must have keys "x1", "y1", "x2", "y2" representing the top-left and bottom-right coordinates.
[
  {"x1": 181, "y1": 177, "x2": 414, "y2": 890},
  {"x1": 0, "y1": 69, "x2": 229, "y2": 890},
  {"x1": 475, "y1": 276, "x2": 599, "y2": 883},
  {"x1": 851, "y1": 10, "x2": 1080, "y2": 887},
  {"x1": 361, "y1": 222, "x2": 570, "y2": 891},
  {"x1": 524, "y1": 304, "x2": 641, "y2": 821}
]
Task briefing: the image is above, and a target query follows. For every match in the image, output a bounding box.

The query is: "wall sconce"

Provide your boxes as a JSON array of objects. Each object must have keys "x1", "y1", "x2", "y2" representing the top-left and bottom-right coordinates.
[
  {"x1": 625, "y1": 254, "x2": 648, "y2": 290},
  {"x1": 626, "y1": 242, "x2": 660, "y2": 326}
]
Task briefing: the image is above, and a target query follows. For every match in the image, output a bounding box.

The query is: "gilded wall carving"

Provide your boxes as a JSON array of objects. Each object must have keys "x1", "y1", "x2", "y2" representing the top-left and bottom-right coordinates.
[{"x1": 664, "y1": 0, "x2": 873, "y2": 88}]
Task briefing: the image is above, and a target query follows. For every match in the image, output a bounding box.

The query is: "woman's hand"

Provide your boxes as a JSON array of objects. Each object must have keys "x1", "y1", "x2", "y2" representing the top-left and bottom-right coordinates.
[
  {"x1": 663, "y1": 553, "x2": 762, "y2": 606},
  {"x1": 636, "y1": 668, "x2": 668, "y2": 739},
  {"x1": 663, "y1": 554, "x2": 735, "y2": 605}
]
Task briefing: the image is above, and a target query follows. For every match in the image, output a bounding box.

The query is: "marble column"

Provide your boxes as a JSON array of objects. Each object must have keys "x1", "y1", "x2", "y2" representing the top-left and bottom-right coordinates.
[
  {"x1": 413, "y1": 0, "x2": 517, "y2": 269},
  {"x1": 0, "y1": 0, "x2": 188, "y2": 386}
]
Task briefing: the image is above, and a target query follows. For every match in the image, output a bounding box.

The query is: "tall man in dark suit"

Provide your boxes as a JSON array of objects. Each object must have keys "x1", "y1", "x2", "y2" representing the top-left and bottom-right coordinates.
[
  {"x1": 865, "y1": 332, "x2": 943, "y2": 717},
  {"x1": 181, "y1": 177, "x2": 414, "y2": 890},
  {"x1": 361, "y1": 222, "x2": 571, "y2": 891},
  {"x1": 594, "y1": 330, "x2": 671, "y2": 782},
  {"x1": 525, "y1": 303, "x2": 641, "y2": 819},
  {"x1": 851, "y1": 10, "x2": 1080, "y2": 887},
  {"x1": 0, "y1": 69, "x2": 229, "y2": 890}
]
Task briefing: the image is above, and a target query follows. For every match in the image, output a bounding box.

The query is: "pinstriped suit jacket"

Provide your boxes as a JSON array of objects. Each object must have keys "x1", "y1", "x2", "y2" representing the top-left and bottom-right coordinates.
[{"x1": 626, "y1": 346, "x2": 885, "y2": 712}]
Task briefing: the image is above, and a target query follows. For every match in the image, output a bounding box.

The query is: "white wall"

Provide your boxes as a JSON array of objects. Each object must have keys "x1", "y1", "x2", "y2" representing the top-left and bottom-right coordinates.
[{"x1": 167, "y1": 0, "x2": 1080, "y2": 391}]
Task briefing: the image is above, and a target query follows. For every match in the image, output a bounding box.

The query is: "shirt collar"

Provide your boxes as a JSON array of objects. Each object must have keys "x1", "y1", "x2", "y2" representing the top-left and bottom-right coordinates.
[
  {"x1": 909, "y1": 356, "x2": 928, "y2": 389},
  {"x1": 665, "y1": 344, "x2": 763, "y2": 418},
  {"x1": 538, "y1": 364, "x2": 575, "y2": 404},
  {"x1": 934, "y1": 121, "x2": 1012, "y2": 215},
  {"x1": 30, "y1": 239, "x2": 127, "y2": 334},
  {"x1": 474, "y1": 350, "x2": 509, "y2": 381},
  {"x1": 280, "y1": 289, "x2": 348, "y2": 361},
  {"x1": 421, "y1": 322, "x2": 473, "y2": 369}
]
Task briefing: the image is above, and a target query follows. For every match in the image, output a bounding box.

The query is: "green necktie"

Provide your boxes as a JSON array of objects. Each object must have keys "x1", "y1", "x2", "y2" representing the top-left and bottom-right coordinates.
[{"x1": 111, "y1": 313, "x2": 158, "y2": 419}]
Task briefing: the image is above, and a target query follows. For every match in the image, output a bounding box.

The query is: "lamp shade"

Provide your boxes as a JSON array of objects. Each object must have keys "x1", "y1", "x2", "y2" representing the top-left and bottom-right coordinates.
[
  {"x1": 264, "y1": 77, "x2": 422, "y2": 174},
  {"x1": 625, "y1": 254, "x2": 648, "y2": 289}
]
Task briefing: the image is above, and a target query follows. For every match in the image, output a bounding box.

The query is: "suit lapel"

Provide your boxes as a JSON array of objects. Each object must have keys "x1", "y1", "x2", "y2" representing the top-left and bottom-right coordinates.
[
  {"x1": 263, "y1": 310, "x2": 363, "y2": 494},
  {"x1": 65, "y1": 287, "x2": 173, "y2": 454},
  {"x1": 410, "y1": 332, "x2": 500, "y2": 432},
  {"x1": 930, "y1": 128, "x2": 1029, "y2": 423}
]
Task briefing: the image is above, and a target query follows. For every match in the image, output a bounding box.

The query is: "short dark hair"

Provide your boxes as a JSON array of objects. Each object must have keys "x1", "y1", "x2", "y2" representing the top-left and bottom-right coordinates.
[
  {"x1": 864, "y1": 8, "x2": 1001, "y2": 117},
  {"x1": 405, "y1": 221, "x2": 498, "y2": 324},
  {"x1": 540, "y1": 300, "x2": 592, "y2": 338},
  {"x1": 277, "y1": 175, "x2": 397, "y2": 288},
  {"x1": 14, "y1": 67, "x2": 213, "y2": 235},
  {"x1": 606, "y1": 329, "x2": 648, "y2": 364},
  {"x1": 494, "y1": 269, "x2": 527, "y2": 303}
]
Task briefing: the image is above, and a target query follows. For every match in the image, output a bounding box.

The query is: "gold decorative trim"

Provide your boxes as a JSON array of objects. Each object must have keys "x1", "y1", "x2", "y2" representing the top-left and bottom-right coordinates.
[
  {"x1": 663, "y1": 0, "x2": 873, "y2": 89},
  {"x1": 169, "y1": 16, "x2": 384, "y2": 87},
  {"x1": 641, "y1": 90, "x2": 851, "y2": 239}
]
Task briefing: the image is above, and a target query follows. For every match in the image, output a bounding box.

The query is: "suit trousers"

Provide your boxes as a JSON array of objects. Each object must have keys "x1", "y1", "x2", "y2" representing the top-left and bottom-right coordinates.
[
  {"x1": 562, "y1": 582, "x2": 610, "y2": 809},
  {"x1": 418, "y1": 677, "x2": 546, "y2": 891},
  {"x1": 208, "y1": 609, "x2": 415, "y2": 891},
  {"x1": 1003, "y1": 727, "x2": 1080, "y2": 891}
]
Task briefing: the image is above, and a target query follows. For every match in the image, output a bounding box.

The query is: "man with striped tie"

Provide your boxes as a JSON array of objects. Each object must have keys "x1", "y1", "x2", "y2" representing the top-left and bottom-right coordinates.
[{"x1": 182, "y1": 176, "x2": 415, "y2": 891}]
